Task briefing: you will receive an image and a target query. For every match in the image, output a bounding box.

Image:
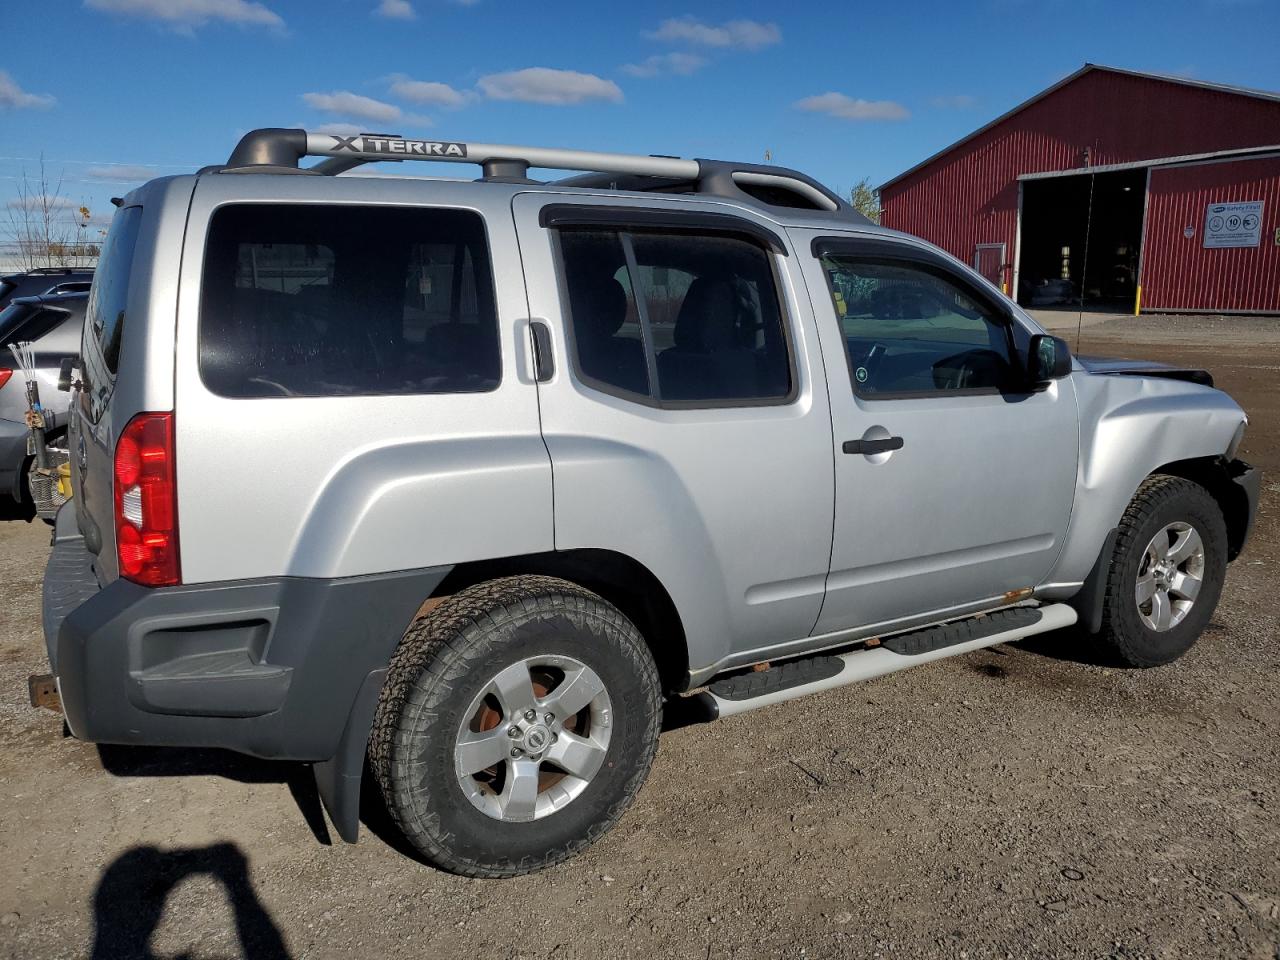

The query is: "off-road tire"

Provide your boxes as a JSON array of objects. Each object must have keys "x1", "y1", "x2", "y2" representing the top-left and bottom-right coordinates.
[
  {"x1": 369, "y1": 575, "x2": 663, "y2": 878},
  {"x1": 1096, "y1": 475, "x2": 1228, "y2": 667}
]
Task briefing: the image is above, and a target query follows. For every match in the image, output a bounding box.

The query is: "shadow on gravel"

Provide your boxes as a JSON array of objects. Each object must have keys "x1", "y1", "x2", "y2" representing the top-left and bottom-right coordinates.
[
  {"x1": 1012, "y1": 625, "x2": 1127, "y2": 668},
  {"x1": 91, "y1": 842, "x2": 291, "y2": 960},
  {"x1": 1013, "y1": 619, "x2": 1228, "y2": 669},
  {"x1": 96, "y1": 745, "x2": 332, "y2": 845},
  {"x1": 0, "y1": 497, "x2": 35, "y2": 523}
]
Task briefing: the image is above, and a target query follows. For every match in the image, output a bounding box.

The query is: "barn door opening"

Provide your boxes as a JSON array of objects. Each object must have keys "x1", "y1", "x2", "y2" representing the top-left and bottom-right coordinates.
[{"x1": 1016, "y1": 168, "x2": 1146, "y2": 312}]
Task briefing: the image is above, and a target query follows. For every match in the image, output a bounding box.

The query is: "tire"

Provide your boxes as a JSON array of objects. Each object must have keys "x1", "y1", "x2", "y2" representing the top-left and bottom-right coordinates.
[
  {"x1": 1096, "y1": 475, "x2": 1228, "y2": 667},
  {"x1": 369, "y1": 575, "x2": 663, "y2": 878}
]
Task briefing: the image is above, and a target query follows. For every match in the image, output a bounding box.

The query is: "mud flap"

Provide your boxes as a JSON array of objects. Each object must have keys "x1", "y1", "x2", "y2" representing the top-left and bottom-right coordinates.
[
  {"x1": 313, "y1": 668, "x2": 386, "y2": 844},
  {"x1": 1071, "y1": 526, "x2": 1119, "y2": 634}
]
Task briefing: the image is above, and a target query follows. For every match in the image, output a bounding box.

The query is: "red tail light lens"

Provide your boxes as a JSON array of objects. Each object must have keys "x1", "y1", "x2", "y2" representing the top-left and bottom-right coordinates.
[
  {"x1": 114, "y1": 412, "x2": 180, "y2": 587},
  {"x1": 0, "y1": 369, "x2": 12, "y2": 390}
]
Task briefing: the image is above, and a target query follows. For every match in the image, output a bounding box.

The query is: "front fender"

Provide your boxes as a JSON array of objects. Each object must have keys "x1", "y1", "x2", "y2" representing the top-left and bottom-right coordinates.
[{"x1": 1050, "y1": 373, "x2": 1247, "y2": 585}]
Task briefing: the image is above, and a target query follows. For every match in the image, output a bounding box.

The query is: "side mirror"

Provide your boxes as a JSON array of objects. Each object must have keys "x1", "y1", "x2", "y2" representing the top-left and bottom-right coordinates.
[
  {"x1": 1028, "y1": 334, "x2": 1072, "y2": 384},
  {"x1": 57, "y1": 357, "x2": 78, "y2": 392}
]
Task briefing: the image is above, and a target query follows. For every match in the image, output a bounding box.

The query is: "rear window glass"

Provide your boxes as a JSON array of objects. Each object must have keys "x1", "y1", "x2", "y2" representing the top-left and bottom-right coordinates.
[
  {"x1": 86, "y1": 205, "x2": 144, "y2": 375},
  {"x1": 198, "y1": 204, "x2": 501, "y2": 399},
  {"x1": 0, "y1": 305, "x2": 69, "y2": 347}
]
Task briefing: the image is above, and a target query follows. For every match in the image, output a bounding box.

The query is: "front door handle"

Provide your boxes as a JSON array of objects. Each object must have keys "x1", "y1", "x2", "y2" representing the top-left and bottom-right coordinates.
[{"x1": 842, "y1": 436, "x2": 904, "y2": 455}]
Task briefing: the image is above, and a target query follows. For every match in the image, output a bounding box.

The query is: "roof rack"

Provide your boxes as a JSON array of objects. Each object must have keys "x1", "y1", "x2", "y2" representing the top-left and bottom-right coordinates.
[
  {"x1": 220, "y1": 128, "x2": 860, "y2": 219},
  {"x1": 19, "y1": 266, "x2": 94, "y2": 276}
]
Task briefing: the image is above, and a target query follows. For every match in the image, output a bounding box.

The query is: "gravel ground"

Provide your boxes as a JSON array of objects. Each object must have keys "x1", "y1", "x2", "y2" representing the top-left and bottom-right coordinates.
[{"x1": 0, "y1": 313, "x2": 1276, "y2": 960}]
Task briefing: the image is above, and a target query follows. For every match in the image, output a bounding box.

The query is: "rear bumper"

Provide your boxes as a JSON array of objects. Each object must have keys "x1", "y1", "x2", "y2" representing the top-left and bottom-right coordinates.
[
  {"x1": 0, "y1": 417, "x2": 28, "y2": 500},
  {"x1": 43, "y1": 506, "x2": 450, "y2": 761}
]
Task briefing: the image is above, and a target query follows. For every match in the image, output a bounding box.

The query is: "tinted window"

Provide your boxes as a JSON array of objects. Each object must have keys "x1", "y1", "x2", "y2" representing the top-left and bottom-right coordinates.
[
  {"x1": 199, "y1": 204, "x2": 500, "y2": 399},
  {"x1": 820, "y1": 257, "x2": 1017, "y2": 396},
  {"x1": 559, "y1": 227, "x2": 791, "y2": 404},
  {"x1": 0, "y1": 304, "x2": 71, "y2": 347},
  {"x1": 87, "y1": 205, "x2": 143, "y2": 375}
]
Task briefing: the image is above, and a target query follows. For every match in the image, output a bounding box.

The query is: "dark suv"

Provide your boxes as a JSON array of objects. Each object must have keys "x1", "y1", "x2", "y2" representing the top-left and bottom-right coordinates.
[{"x1": 0, "y1": 267, "x2": 94, "y2": 311}]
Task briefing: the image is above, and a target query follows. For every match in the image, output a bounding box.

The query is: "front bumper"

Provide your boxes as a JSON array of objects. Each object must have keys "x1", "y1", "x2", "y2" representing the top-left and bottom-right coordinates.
[{"x1": 42, "y1": 506, "x2": 450, "y2": 760}]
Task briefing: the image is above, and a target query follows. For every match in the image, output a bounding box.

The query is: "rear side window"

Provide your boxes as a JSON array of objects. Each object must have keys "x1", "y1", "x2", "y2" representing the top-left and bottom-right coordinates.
[
  {"x1": 86, "y1": 205, "x2": 144, "y2": 375},
  {"x1": 199, "y1": 204, "x2": 500, "y2": 398},
  {"x1": 0, "y1": 305, "x2": 68, "y2": 347},
  {"x1": 558, "y1": 227, "x2": 792, "y2": 405}
]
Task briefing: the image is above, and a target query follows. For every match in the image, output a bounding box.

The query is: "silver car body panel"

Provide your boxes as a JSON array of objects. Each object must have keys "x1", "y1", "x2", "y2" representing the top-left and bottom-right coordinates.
[
  {"x1": 66, "y1": 168, "x2": 1250, "y2": 679},
  {"x1": 172, "y1": 174, "x2": 551, "y2": 583},
  {"x1": 513, "y1": 190, "x2": 836, "y2": 673}
]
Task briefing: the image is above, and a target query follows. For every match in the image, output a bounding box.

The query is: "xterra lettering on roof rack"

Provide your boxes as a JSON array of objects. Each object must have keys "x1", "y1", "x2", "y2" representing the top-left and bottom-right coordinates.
[
  {"x1": 328, "y1": 135, "x2": 468, "y2": 158},
  {"x1": 214, "y1": 127, "x2": 865, "y2": 221}
]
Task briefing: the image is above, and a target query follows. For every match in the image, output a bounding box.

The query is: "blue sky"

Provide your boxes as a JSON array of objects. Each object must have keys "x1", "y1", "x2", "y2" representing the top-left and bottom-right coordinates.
[{"x1": 2, "y1": 0, "x2": 1279, "y2": 235}]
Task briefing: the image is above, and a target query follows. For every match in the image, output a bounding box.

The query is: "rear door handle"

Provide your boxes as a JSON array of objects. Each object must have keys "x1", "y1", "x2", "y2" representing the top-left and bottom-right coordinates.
[{"x1": 842, "y1": 436, "x2": 904, "y2": 455}]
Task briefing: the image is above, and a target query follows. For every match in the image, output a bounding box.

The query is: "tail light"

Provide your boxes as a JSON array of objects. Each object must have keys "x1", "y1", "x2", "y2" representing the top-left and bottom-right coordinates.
[
  {"x1": 0, "y1": 369, "x2": 12, "y2": 389},
  {"x1": 114, "y1": 412, "x2": 180, "y2": 587}
]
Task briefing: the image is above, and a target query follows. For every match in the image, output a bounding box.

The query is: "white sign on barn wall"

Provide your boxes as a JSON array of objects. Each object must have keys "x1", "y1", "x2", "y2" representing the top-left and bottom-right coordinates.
[{"x1": 1203, "y1": 200, "x2": 1264, "y2": 248}]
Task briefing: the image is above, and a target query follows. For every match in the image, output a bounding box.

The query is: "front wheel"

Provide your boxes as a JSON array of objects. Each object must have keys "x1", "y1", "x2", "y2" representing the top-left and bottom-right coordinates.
[
  {"x1": 1096, "y1": 475, "x2": 1228, "y2": 667},
  {"x1": 369, "y1": 576, "x2": 662, "y2": 877}
]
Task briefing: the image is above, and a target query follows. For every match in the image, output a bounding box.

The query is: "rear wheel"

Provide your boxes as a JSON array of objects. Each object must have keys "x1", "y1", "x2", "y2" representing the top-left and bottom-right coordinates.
[
  {"x1": 369, "y1": 576, "x2": 662, "y2": 877},
  {"x1": 1096, "y1": 475, "x2": 1228, "y2": 667}
]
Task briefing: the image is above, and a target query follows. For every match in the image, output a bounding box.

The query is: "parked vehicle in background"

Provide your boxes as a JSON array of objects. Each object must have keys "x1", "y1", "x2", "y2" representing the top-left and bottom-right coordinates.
[
  {"x1": 0, "y1": 267, "x2": 94, "y2": 311},
  {"x1": 39, "y1": 129, "x2": 1258, "y2": 878},
  {"x1": 0, "y1": 292, "x2": 86, "y2": 510}
]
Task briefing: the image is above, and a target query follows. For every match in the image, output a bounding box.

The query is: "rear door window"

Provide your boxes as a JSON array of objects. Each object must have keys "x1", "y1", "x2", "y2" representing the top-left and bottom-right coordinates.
[
  {"x1": 557, "y1": 226, "x2": 793, "y2": 406},
  {"x1": 198, "y1": 204, "x2": 501, "y2": 398}
]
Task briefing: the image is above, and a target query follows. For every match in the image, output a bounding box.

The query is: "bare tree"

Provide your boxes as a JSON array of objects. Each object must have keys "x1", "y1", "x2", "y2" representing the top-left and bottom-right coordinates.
[{"x1": 1, "y1": 157, "x2": 96, "y2": 271}]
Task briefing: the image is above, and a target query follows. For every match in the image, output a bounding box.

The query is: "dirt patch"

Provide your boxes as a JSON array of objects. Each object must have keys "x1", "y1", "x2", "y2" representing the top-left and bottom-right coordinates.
[{"x1": 0, "y1": 313, "x2": 1277, "y2": 959}]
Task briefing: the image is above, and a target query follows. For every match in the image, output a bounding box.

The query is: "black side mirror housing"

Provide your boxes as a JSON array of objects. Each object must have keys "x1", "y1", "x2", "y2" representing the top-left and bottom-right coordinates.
[
  {"x1": 1028, "y1": 334, "x2": 1072, "y2": 384},
  {"x1": 57, "y1": 356, "x2": 78, "y2": 392}
]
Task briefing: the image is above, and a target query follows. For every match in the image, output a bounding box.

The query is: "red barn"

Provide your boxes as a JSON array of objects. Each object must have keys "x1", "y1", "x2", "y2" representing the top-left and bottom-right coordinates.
[{"x1": 879, "y1": 64, "x2": 1280, "y2": 314}]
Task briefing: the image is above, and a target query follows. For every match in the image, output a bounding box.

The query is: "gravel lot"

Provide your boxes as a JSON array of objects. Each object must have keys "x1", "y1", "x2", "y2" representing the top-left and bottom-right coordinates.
[{"x1": 1, "y1": 312, "x2": 1276, "y2": 960}]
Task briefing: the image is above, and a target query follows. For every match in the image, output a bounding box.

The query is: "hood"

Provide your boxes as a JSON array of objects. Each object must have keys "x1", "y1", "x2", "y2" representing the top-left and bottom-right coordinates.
[{"x1": 1075, "y1": 354, "x2": 1213, "y2": 388}]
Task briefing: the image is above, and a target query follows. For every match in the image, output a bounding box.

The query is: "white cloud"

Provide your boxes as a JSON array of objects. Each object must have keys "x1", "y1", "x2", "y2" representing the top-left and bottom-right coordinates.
[
  {"x1": 794, "y1": 92, "x2": 909, "y2": 121},
  {"x1": 477, "y1": 68, "x2": 623, "y2": 106},
  {"x1": 84, "y1": 0, "x2": 284, "y2": 30},
  {"x1": 310, "y1": 122, "x2": 363, "y2": 137},
  {"x1": 0, "y1": 71, "x2": 55, "y2": 110},
  {"x1": 302, "y1": 91, "x2": 402, "y2": 123},
  {"x1": 7, "y1": 195, "x2": 77, "y2": 212},
  {"x1": 374, "y1": 0, "x2": 414, "y2": 18},
  {"x1": 621, "y1": 52, "x2": 706, "y2": 78},
  {"x1": 389, "y1": 76, "x2": 469, "y2": 107},
  {"x1": 648, "y1": 17, "x2": 780, "y2": 50},
  {"x1": 84, "y1": 164, "x2": 157, "y2": 181},
  {"x1": 931, "y1": 94, "x2": 976, "y2": 109}
]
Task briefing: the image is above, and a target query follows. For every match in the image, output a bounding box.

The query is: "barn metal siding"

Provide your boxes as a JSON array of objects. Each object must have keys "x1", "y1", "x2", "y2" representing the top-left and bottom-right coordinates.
[
  {"x1": 1142, "y1": 156, "x2": 1280, "y2": 313},
  {"x1": 880, "y1": 69, "x2": 1280, "y2": 286}
]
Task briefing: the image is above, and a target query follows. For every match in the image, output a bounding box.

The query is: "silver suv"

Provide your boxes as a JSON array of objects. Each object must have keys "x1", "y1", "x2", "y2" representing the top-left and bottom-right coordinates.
[{"x1": 41, "y1": 129, "x2": 1259, "y2": 877}]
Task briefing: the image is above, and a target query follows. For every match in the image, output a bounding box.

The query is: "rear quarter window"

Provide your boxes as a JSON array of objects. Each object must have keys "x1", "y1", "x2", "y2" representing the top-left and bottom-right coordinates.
[
  {"x1": 86, "y1": 205, "x2": 144, "y2": 376},
  {"x1": 198, "y1": 203, "x2": 501, "y2": 399}
]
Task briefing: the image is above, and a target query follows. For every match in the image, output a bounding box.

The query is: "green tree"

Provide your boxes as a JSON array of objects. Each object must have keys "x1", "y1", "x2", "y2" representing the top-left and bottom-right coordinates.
[{"x1": 850, "y1": 177, "x2": 881, "y2": 223}]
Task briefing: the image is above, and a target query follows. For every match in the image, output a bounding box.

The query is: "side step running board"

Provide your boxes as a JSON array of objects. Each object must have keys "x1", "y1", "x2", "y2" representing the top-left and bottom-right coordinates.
[{"x1": 695, "y1": 603, "x2": 1077, "y2": 719}]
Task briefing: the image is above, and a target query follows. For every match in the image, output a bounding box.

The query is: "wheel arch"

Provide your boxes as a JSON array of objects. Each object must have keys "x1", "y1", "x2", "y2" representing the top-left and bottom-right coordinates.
[
  {"x1": 1149, "y1": 456, "x2": 1252, "y2": 561},
  {"x1": 431, "y1": 548, "x2": 691, "y2": 694}
]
